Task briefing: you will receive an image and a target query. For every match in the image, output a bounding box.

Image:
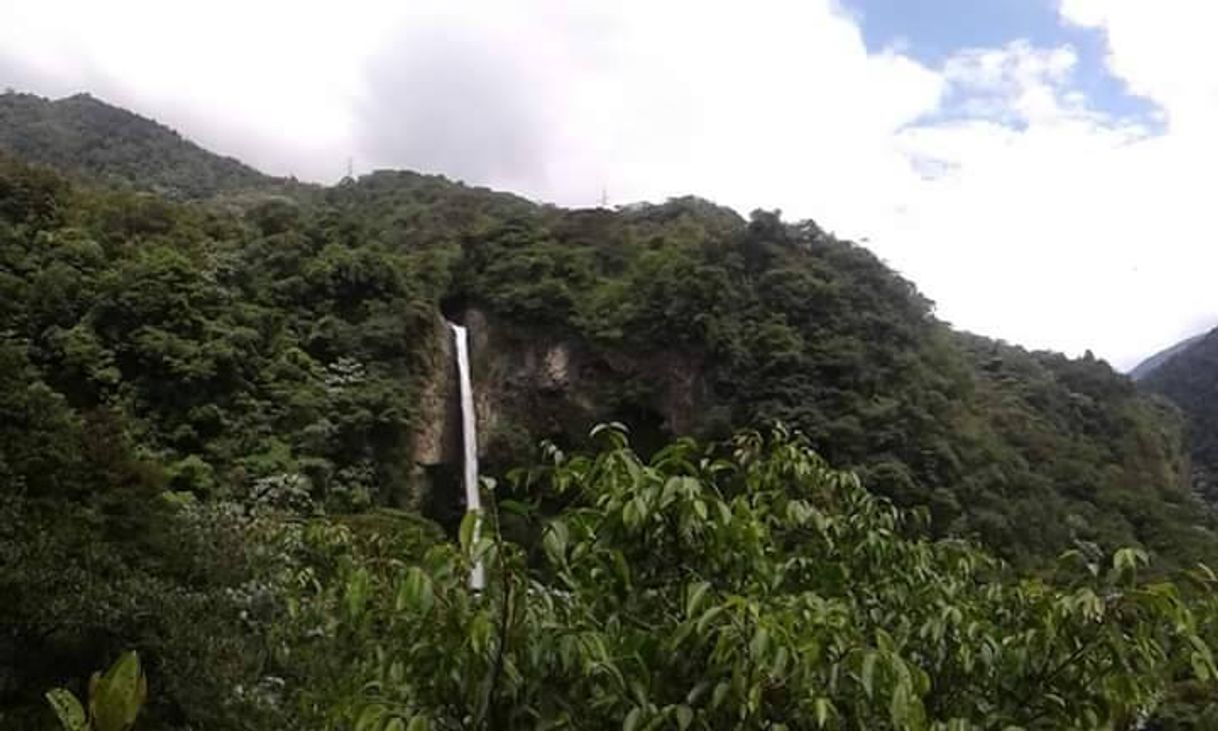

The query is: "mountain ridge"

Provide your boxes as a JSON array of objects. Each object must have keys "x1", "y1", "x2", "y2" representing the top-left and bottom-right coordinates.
[
  {"x1": 1131, "y1": 329, "x2": 1213, "y2": 381},
  {"x1": 1140, "y1": 328, "x2": 1218, "y2": 502},
  {"x1": 0, "y1": 90, "x2": 301, "y2": 198}
]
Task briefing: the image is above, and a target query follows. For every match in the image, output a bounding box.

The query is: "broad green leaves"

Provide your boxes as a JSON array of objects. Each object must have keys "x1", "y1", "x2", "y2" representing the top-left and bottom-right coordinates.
[
  {"x1": 46, "y1": 652, "x2": 147, "y2": 731},
  {"x1": 397, "y1": 567, "x2": 434, "y2": 614},
  {"x1": 305, "y1": 427, "x2": 1218, "y2": 729},
  {"x1": 46, "y1": 688, "x2": 87, "y2": 731}
]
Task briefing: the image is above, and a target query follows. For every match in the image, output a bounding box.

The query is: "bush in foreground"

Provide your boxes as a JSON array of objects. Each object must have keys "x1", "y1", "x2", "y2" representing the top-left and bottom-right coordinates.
[{"x1": 277, "y1": 426, "x2": 1218, "y2": 730}]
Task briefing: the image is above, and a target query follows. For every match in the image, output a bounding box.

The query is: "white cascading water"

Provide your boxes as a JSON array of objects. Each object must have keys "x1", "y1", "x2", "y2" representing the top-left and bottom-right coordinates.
[{"x1": 449, "y1": 322, "x2": 485, "y2": 590}]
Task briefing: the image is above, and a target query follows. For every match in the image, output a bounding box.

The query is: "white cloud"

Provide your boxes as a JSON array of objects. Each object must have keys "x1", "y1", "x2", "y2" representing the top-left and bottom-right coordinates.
[
  {"x1": 0, "y1": 0, "x2": 1214, "y2": 369},
  {"x1": 0, "y1": 0, "x2": 388, "y2": 178},
  {"x1": 938, "y1": 42, "x2": 1081, "y2": 123},
  {"x1": 1060, "y1": 0, "x2": 1218, "y2": 132}
]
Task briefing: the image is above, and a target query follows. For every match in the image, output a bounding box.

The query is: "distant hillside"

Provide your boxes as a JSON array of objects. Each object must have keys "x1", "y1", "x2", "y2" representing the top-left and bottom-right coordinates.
[
  {"x1": 0, "y1": 90, "x2": 292, "y2": 198},
  {"x1": 1141, "y1": 328, "x2": 1218, "y2": 500},
  {"x1": 1131, "y1": 331, "x2": 1210, "y2": 381}
]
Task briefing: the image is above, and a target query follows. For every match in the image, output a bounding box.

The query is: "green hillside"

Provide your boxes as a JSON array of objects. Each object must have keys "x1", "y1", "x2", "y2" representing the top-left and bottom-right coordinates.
[
  {"x1": 0, "y1": 91, "x2": 294, "y2": 199},
  {"x1": 2, "y1": 97, "x2": 1218, "y2": 728},
  {"x1": 1130, "y1": 331, "x2": 1209, "y2": 382},
  {"x1": 1141, "y1": 327, "x2": 1218, "y2": 502}
]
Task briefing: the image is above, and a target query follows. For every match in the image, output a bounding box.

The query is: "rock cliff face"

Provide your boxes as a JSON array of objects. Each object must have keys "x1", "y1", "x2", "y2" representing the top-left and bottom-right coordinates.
[
  {"x1": 403, "y1": 314, "x2": 461, "y2": 511},
  {"x1": 409, "y1": 307, "x2": 709, "y2": 505},
  {"x1": 462, "y1": 307, "x2": 709, "y2": 466}
]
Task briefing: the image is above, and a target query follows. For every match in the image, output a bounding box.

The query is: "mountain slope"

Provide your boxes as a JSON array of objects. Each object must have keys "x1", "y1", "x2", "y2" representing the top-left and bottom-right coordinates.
[
  {"x1": 1131, "y1": 330, "x2": 1210, "y2": 381},
  {"x1": 1141, "y1": 328, "x2": 1218, "y2": 500},
  {"x1": 0, "y1": 90, "x2": 289, "y2": 198},
  {"x1": 0, "y1": 146, "x2": 1211, "y2": 566}
]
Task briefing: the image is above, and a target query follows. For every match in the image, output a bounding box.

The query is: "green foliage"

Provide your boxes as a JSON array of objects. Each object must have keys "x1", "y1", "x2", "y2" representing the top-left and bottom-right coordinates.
[
  {"x1": 284, "y1": 427, "x2": 1218, "y2": 729},
  {"x1": 0, "y1": 151, "x2": 433, "y2": 511},
  {"x1": 0, "y1": 91, "x2": 288, "y2": 199},
  {"x1": 3, "y1": 97, "x2": 1218, "y2": 728},
  {"x1": 450, "y1": 200, "x2": 1217, "y2": 566},
  {"x1": 46, "y1": 651, "x2": 147, "y2": 731},
  {"x1": 4, "y1": 104, "x2": 1210, "y2": 567}
]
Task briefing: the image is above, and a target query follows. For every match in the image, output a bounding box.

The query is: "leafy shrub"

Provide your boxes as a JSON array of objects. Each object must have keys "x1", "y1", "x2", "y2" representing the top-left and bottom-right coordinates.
[{"x1": 285, "y1": 427, "x2": 1218, "y2": 729}]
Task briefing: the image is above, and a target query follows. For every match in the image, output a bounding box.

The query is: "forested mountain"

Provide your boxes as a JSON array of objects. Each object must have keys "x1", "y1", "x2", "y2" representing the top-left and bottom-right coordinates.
[
  {"x1": 1131, "y1": 330, "x2": 1210, "y2": 381},
  {"x1": 0, "y1": 91, "x2": 296, "y2": 199},
  {"x1": 1140, "y1": 328, "x2": 1218, "y2": 502},
  {"x1": 3, "y1": 96, "x2": 1218, "y2": 728}
]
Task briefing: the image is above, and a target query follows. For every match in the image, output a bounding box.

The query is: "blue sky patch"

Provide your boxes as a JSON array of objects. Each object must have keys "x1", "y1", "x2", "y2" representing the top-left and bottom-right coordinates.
[{"x1": 843, "y1": 0, "x2": 1161, "y2": 125}]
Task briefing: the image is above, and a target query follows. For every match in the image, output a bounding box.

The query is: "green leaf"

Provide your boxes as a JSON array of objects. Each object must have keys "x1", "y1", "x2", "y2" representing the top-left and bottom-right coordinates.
[
  {"x1": 345, "y1": 568, "x2": 371, "y2": 619},
  {"x1": 749, "y1": 627, "x2": 770, "y2": 659},
  {"x1": 470, "y1": 611, "x2": 494, "y2": 655},
  {"x1": 675, "y1": 704, "x2": 694, "y2": 731},
  {"x1": 889, "y1": 681, "x2": 910, "y2": 726},
  {"x1": 813, "y1": 697, "x2": 834, "y2": 728},
  {"x1": 715, "y1": 501, "x2": 732, "y2": 525},
  {"x1": 686, "y1": 680, "x2": 712, "y2": 705},
  {"x1": 685, "y1": 581, "x2": 711, "y2": 619},
  {"x1": 874, "y1": 627, "x2": 895, "y2": 654},
  {"x1": 1113, "y1": 547, "x2": 1148, "y2": 580},
  {"x1": 459, "y1": 510, "x2": 480, "y2": 554},
  {"x1": 500, "y1": 499, "x2": 533, "y2": 516},
  {"x1": 1191, "y1": 651, "x2": 1214, "y2": 681},
  {"x1": 401, "y1": 567, "x2": 434, "y2": 614},
  {"x1": 861, "y1": 652, "x2": 877, "y2": 698},
  {"x1": 591, "y1": 421, "x2": 630, "y2": 444},
  {"x1": 630, "y1": 496, "x2": 648, "y2": 525},
  {"x1": 695, "y1": 606, "x2": 724, "y2": 635},
  {"x1": 623, "y1": 499, "x2": 641, "y2": 530},
  {"x1": 612, "y1": 549, "x2": 632, "y2": 588},
  {"x1": 406, "y1": 715, "x2": 429, "y2": 731},
  {"x1": 45, "y1": 688, "x2": 86, "y2": 731},
  {"x1": 356, "y1": 704, "x2": 387, "y2": 731},
  {"x1": 660, "y1": 477, "x2": 681, "y2": 508},
  {"x1": 623, "y1": 706, "x2": 642, "y2": 731},
  {"x1": 543, "y1": 519, "x2": 570, "y2": 564},
  {"x1": 89, "y1": 651, "x2": 145, "y2": 731}
]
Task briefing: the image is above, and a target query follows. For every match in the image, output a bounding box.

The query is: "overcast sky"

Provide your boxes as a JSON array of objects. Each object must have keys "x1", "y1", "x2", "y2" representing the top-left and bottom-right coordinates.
[{"x1": 2, "y1": 0, "x2": 1215, "y2": 369}]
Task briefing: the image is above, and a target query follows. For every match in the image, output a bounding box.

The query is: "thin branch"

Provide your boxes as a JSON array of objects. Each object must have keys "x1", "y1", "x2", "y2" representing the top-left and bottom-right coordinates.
[{"x1": 480, "y1": 489, "x2": 514, "y2": 730}]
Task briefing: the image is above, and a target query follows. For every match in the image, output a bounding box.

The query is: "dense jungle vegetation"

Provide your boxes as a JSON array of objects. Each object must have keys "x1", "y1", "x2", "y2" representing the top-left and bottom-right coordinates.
[{"x1": 3, "y1": 92, "x2": 1218, "y2": 728}]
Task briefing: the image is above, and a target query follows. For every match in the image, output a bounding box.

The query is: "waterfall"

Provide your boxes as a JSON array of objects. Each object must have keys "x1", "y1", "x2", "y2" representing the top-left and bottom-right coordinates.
[{"x1": 449, "y1": 322, "x2": 485, "y2": 590}]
